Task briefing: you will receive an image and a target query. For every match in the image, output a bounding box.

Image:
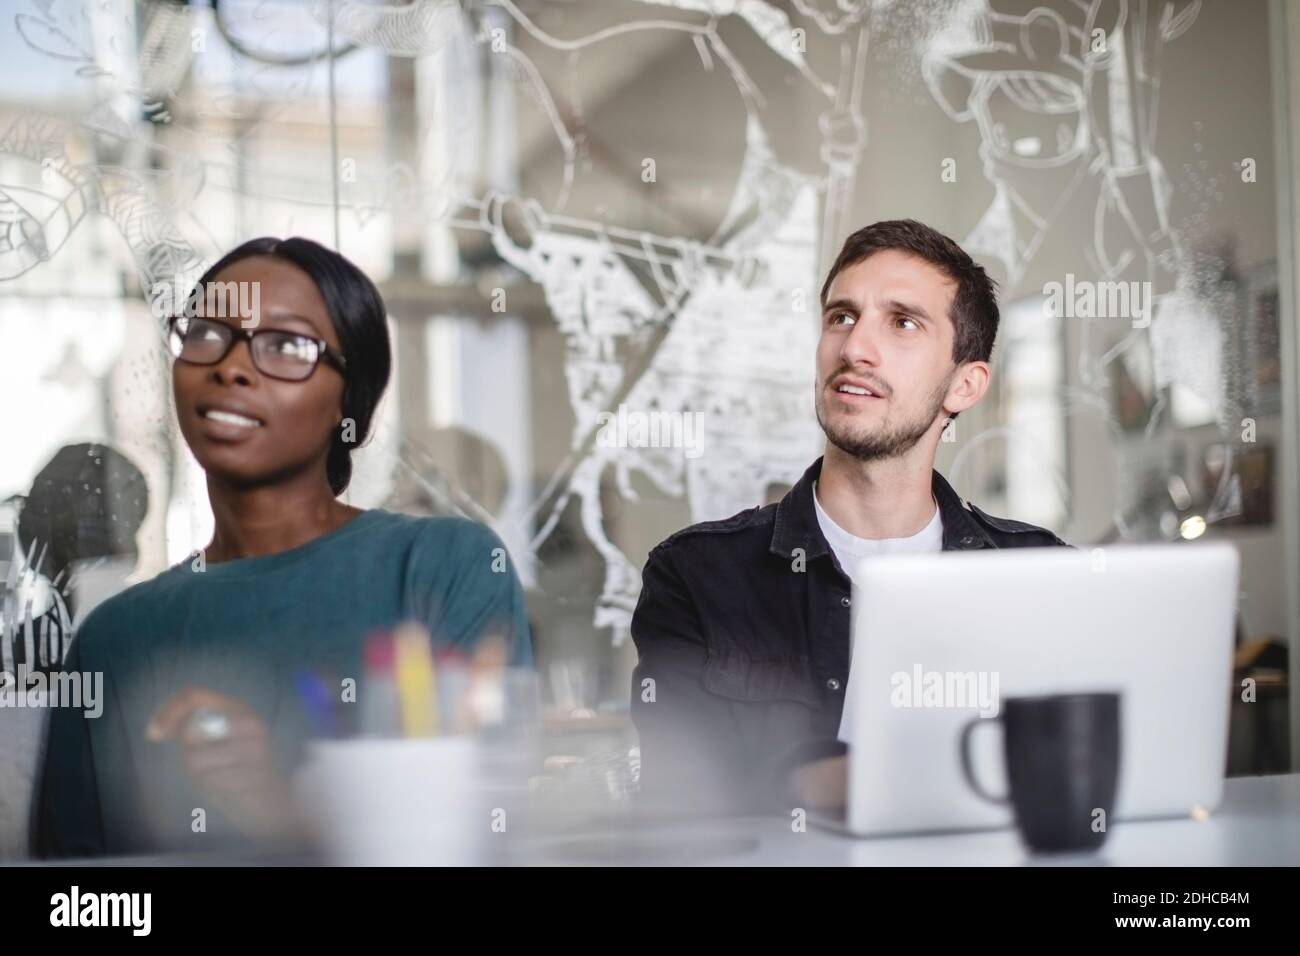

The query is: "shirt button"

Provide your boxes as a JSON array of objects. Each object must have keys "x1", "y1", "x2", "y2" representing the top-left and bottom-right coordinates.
[
  {"x1": 840, "y1": 595, "x2": 851, "y2": 608},
  {"x1": 826, "y1": 678, "x2": 842, "y2": 691}
]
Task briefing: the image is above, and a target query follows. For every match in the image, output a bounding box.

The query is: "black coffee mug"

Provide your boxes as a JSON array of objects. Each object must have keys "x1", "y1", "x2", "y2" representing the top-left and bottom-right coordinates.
[{"x1": 959, "y1": 692, "x2": 1121, "y2": 852}]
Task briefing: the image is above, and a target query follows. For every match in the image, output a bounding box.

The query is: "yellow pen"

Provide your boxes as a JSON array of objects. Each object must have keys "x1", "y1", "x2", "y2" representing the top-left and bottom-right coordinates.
[{"x1": 393, "y1": 621, "x2": 439, "y2": 737}]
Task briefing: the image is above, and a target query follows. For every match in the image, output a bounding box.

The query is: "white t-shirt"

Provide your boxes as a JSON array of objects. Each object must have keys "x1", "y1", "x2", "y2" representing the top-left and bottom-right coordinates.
[
  {"x1": 812, "y1": 481, "x2": 943, "y2": 584},
  {"x1": 814, "y1": 481, "x2": 944, "y2": 746}
]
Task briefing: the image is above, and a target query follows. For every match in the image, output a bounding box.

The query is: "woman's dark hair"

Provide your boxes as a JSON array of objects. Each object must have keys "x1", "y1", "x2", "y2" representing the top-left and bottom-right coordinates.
[{"x1": 186, "y1": 237, "x2": 392, "y2": 496}]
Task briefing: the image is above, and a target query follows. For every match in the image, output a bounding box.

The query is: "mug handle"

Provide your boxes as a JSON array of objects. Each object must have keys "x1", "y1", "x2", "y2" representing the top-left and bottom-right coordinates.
[{"x1": 959, "y1": 718, "x2": 1010, "y2": 805}]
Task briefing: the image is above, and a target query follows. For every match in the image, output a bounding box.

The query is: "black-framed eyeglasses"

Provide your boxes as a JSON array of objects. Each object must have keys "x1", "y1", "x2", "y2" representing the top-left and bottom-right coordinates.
[{"x1": 166, "y1": 315, "x2": 347, "y2": 382}]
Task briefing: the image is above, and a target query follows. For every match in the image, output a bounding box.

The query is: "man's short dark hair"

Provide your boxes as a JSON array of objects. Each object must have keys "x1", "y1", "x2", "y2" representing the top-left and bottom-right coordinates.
[{"x1": 820, "y1": 219, "x2": 1000, "y2": 367}]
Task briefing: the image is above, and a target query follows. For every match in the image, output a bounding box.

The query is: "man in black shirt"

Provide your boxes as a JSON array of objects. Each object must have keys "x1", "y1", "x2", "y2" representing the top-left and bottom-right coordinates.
[{"x1": 630, "y1": 220, "x2": 1070, "y2": 815}]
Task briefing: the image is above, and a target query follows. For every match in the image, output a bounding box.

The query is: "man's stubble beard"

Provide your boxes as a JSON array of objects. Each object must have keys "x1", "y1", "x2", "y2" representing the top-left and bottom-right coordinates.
[{"x1": 816, "y1": 369, "x2": 955, "y2": 462}]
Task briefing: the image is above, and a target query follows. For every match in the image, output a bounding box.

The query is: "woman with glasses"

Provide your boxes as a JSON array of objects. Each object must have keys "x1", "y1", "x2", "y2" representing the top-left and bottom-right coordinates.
[{"x1": 34, "y1": 237, "x2": 532, "y2": 858}]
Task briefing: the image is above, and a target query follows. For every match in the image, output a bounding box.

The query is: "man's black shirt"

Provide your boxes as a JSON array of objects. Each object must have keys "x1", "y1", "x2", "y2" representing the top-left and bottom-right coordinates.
[{"x1": 629, "y1": 456, "x2": 1072, "y2": 815}]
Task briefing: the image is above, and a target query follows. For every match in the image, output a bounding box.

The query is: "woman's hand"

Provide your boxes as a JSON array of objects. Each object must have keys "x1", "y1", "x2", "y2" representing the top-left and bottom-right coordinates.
[{"x1": 146, "y1": 687, "x2": 303, "y2": 843}]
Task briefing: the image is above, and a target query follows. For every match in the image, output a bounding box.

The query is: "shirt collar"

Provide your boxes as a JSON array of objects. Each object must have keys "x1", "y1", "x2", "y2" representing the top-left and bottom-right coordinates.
[{"x1": 769, "y1": 457, "x2": 996, "y2": 560}]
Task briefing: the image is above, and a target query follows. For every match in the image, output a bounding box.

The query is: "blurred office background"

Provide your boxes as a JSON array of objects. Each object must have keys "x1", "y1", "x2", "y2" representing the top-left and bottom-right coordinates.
[{"x1": 1, "y1": 0, "x2": 1298, "y2": 846}]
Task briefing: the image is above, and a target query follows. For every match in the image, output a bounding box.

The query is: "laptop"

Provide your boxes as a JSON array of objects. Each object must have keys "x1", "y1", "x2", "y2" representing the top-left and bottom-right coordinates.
[{"x1": 840, "y1": 542, "x2": 1240, "y2": 837}]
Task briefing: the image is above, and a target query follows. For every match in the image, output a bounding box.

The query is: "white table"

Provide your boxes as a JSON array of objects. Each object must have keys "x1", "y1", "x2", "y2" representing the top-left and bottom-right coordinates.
[
  {"x1": 24, "y1": 772, "x2": 1300, "y2": 867},
  {"x1": 512, "y1": 772, "x2": 1300, "y2": 866}
]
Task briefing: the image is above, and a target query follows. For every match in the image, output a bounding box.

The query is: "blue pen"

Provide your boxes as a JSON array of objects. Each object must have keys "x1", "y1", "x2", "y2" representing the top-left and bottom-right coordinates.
[{"x1": 294, "y1": 670, "x2": 340, "y2": 739}]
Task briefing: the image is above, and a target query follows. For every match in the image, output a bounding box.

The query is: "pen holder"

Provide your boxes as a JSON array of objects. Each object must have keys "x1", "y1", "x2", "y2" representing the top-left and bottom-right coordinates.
[{"x1": 294, "y1": 735, "x2": 489, "y2": 865}]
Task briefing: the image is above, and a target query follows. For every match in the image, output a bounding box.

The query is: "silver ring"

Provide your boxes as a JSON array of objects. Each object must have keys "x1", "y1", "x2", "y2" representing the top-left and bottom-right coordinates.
[{"x1": 188, "y1": 706, "x2": 232, "y2": 743}]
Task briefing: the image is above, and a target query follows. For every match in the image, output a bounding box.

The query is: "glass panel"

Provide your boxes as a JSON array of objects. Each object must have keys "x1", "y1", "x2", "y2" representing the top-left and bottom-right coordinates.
[{"x1": 1, "y1": 1, "x2": 1295, "y2": 855}]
